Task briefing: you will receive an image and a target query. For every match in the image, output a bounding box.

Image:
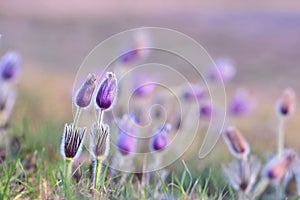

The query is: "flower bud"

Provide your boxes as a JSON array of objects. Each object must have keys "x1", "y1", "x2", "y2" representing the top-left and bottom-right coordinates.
[
  {"x1": 75, "y1": 73, "x2": 97, "y2": 108},
  {"x1": 262, "y1": 149, "x2": 297, "y2": 184},
  {"x1": 150, "y1": 124, "x2": 171, "y2": 151},
  {"x1": 90, "y1": 123, "x2": 110, "y2": 160},
  {"x1": 223, "y1": 126, "x2": 250, "y2": 159},
  {"x1": 116, "y1": 114, "x2": 138, "y2": 155},
  {"x1": 229, "y1": 89, "x2": 253, "y2": 117},
  {"x1": 277, "y1": 88, "x2": 296, "y2": 117},
  {"x1": 61, "y1": 124, "x2": 86, "y2": 160},
  {"x1": 181, "y1": 84, "x2": 206, "y2": 102},
  {"x1": 207, "y1": 58, "x2": 236, "y2": 83},
  {"x1": 96, "y1": 72, "x2": 117, "y2": 110},
  {"x1": 199, "y1": 102, "x2": 212, "y2": 120},
  {"x1": 0, "y1": 52, "x2": 20, "y2": 81}
]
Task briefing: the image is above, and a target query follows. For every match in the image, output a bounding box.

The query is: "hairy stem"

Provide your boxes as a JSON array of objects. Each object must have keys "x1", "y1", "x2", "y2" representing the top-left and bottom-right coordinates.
[
  {"x1": 94, "y1": 157, "x2": 103, "y2": 189},
  {"x1": 97, "y1": 109, "x2": 104, "y2": 127},
  {"x1": 72, "y1": 107, "x2": 81, "y2": 130},
  {"x1": 251, "y1": 178, "x2": 269, "y2": 200},
  {"x1": 277, "y1": 117, "x2": 285, "y2": 155},
  {"x1": 65, "y1": 158, "x2": 73, "y2": 181}
]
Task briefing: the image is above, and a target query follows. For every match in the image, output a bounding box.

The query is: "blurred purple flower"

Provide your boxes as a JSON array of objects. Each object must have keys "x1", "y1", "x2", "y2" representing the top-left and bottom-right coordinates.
[
  {"x1": 118, "y1": 30, "x2": 151, "y2": 64},
  {"x1": 229, "y1": 89, "x2": 253, "y2": 117},
  {"x1": 207, "y1": 58, "x2": 236, "y2": 83},
  {"x1": 150, "y1": 124, "x2": 171, "y2": 151},
  {"x1": 277, "y1": 88, "x2": 296, "y2": 117},
  {"x1": 119, "y1": 49, "x2": 139, "y2": 64},
  {"x1": 96, "y1": 72, "x2": 117, "y2": 110},
  {"x1": 199, "y1": 101, "x2": 212, "y2": 120},
  {"x1": 262, "y1": 149, "x2": 297, "y2": 185},
  {"x1": 116, "y1": 114, "x2": 139, "y2": 155},
  {"x1": 0, "y1": 52, "x2": 20, "y2": 81},
  {"x1": 132, "y1": 73, "x2": 156, "y2": 97},
  {"x1": 181, "y1": 84, "x2": 206, "y2": 102}
]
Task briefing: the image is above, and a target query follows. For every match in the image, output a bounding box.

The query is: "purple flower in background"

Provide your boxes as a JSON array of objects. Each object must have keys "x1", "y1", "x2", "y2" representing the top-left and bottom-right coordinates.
[
  {"x1": 132, "y1": 73, "x2": 156, "y2": 97},
  {"x1": 119, "y1": 49, "x2": 139, "y2": 64},
  {"x1": 277, "y1": 88, "x2": 296, "y2": 117},
  {"x1": 116, "y1": 114, "x2": 138, "y2": 155},
  {"x1": 96, "y1": 72, "x2": 117, "y2": 110},
  {"x1": 75, "y1": 73, "x2": 97, "y2": 108},
  {"x1": 0, "y1": 52, "x2": 20, "y2": 81},
  {"x1": 181, "y1": 83, "x2": 206, "y2": 102},
  {"x1": 118, "y1": 30, "x2": 151, "y2": 64},
  {"x1": 199, "y1": 101, "x2": 213, "y2": 120},
  {"x1": 229, "y1": 89, "x2": 253, "y2": 117},
  {"x1": 150, "y1": 124, "x2": 171, "y2": 151},
  {"x1": 207, "y1": 58, "x2": 236, "y2": 83}
]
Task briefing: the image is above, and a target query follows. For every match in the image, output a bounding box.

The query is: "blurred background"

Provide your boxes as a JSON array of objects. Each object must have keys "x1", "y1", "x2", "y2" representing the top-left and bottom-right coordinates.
[{"x1": 0, "y1": 0, "x2": 299, "y2": 161}]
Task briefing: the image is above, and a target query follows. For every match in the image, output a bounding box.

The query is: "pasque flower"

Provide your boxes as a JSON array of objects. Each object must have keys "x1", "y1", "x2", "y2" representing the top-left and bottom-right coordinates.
[
  {"x1": 223, "y1": 126, "x2": 250, "y2": 160},
  {"x1": 207, "y1": 58, "x2": 236, "y2": 83},
  {"x1": 116, "y1": 114, "x2": 138, "y2": 155},
  {"x1": 223, "y1": 156, "x2": 261, "y2": 195},
  {"x1": 262, "y1": 149, "x2": 297, "y2": 185},
  {"x1": 72, "y1": 74, "x2": 97, "y2": 130},
  {"x1": 199, "y1": 101, "x2": 213, "y2": 120},
  {"x1": 96, "y1": 72, "x2": 117, "y2": 110},
  {"x1": 90, "y1": 123, "x2": 110, "y2": 188},
  {"x1": 75, "y1": 73, "x2": 97, "y2": 108},
  {"x1": 277, "y1": 88, "x2": 296, "y2": 117},
  {"x1": 150, "y1": 124, "x2": 171, "y2": 151},
  {"x1": 229, "y1": 89, "x2": 253, "y2": 117},
  {"x1": 61, "y1": 123, "x2": 86, "y2": 180},
  {"x1": 0, "y1": 52, "x2": 20, "y2": 81},
  {"x1": 181, "y1": 84, "x2": 206, "y2": 102}
]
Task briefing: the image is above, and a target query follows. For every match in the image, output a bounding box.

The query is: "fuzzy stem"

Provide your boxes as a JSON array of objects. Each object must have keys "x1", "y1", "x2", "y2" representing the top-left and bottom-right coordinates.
[
  {"x1": 72, "y1": 107, "x2": 81, "y2": 129},
  {"x1": 276, "y1": 186, "x2": 284, "y2": 200},
  {"x1": 277, "y1": 117, "x2": 285, "y2": 155},
  {"x1": 251, "y1": 178, "x2": 269, "y2": 200},
  {"x1": 94, "y1": 157, "x2": 103, "y2": 189},
  {"x1": 238, "y1": 191, "x2": 247, "y2": 200},
  {"x1": 97, "y1": 109, "x2": 104, "y2": 127},
  {"x1": 65, "y1": 158, "x2": 73, "y2": 181}
]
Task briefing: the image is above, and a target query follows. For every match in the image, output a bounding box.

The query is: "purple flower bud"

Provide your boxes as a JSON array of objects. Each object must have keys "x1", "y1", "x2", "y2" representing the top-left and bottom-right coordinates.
[
  {"x1": 223, "y1": 126, "x2": 250, "y2": 159},
  {"x1": 262, "y1": 149, "x2": 297, "y2": 184},
  {"x1": 118, "y1": 30, "x2": 151, "y2": 64},
  {"x1": 132, "y1": 73, "x2": 156, "y2": 97},
  {"x1": 96, "y1": 72, "x2": 117, "y2": 110},
  {"x1": 199, "y1": 102, "x2": 213, "y2": 120},
  {"x1": 181, "y1": 84, "x2": 206, "y2": 102},
  {"x1": 207, "y1": 58, "x2": 236, "y2": 83},
  {"x1": 119, "y1": 49, "x2": 139, "y2": 64},
  {"x1": 229, "y1": 89, "x2": 253, "y2": 117},
  {"x1": 61, "y1": 123, "x2": 86, "y2": 159},
  {"x1": 75, "y1": 74, "x2": 97, "y2": 108},
  {"x1": 150, "y1": 124, "x2": 171, "y2": 151},
  {"x1": 277, "y1": 88, "x2": 296, "y2": 117},
  {"x1": 0, "y1": 52, "x2": 20, "y2": 81},
  {"x1": 116, "y1": 114, "x2": 138, "y2": 155}
]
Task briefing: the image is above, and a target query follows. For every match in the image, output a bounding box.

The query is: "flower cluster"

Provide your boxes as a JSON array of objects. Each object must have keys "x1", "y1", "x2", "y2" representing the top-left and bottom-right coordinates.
[
  {"x1": 60, "y1": 72, "x2": 117, "y2": 188},
  {"x1": 223, "y1": 88, "x2": 299, "y2": 199}
]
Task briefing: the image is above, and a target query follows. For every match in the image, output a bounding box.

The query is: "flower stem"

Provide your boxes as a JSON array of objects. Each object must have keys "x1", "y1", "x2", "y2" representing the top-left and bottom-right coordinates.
[
  {"x1": 277, "y1": 117, "x2": 285, "y2": 155},
  {"x1": 94, "y1": 157, "x2": 103, "y2": 189},
  {"x1": 97, "y1": 109, "x2": 104, "y2": 127},
  {"x1": 72, "y1": 107, "x2": 81, "y2": 129},
  {"x1": 65, "y1": 157, "x2": 73, "y2": 181},
  {"x1": 251, "y1": 178, "x2": 269, "y2": 200}
]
